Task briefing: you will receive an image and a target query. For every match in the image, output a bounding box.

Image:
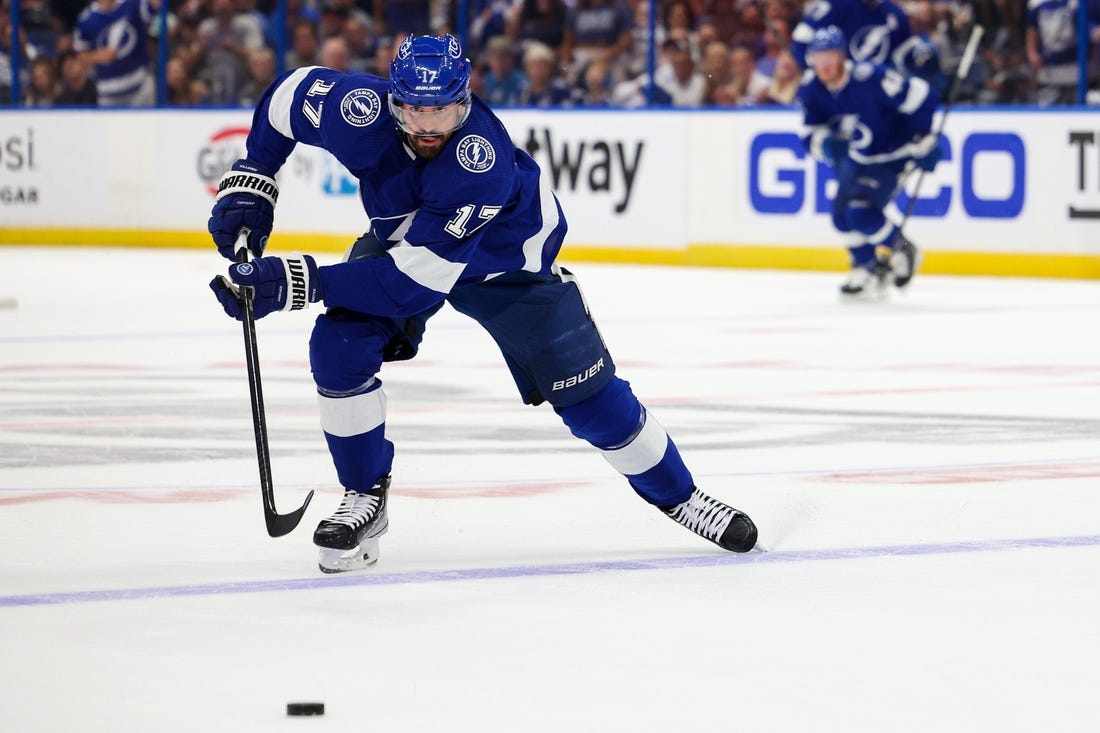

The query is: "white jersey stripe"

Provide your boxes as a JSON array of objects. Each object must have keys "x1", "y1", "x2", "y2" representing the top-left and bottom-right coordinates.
[
  {"x1": 388, "y1": 241, "x2": 467, "y2": 293},
  {"x1": 521, "y1": 167, "x2": 560, "y2": 273},
  {"x1": 898, "y1": 76, "x2": 930, "y2": 115},
  {"x1": 268, "y1": 66, "x2": 319, "y2": 139},
  {"x1": 318, "y1": 386, "x2": 386, "y2": 438},
  {"x1": 599, "y1": 412, "x2": 669, "y2": 476}
]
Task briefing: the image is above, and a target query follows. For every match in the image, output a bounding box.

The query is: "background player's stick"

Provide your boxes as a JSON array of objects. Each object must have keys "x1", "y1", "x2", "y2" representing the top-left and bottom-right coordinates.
[
  {"x1": 895, "y1": 24, "x2": 985, "y2": 237},
  {"x1": 235, "y1": 230, "x2": 314, "y2": 537}
]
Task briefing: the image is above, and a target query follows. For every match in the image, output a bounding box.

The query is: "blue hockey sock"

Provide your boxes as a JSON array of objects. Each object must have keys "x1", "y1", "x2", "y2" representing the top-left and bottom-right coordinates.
[{"x1": 556, "y1": 378, "x2": 694, "y2": 507}]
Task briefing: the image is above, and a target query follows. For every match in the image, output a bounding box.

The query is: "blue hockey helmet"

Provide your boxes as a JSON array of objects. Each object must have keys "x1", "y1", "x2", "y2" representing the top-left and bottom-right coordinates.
[
  {"x1": 388, "y1": 34, "x2": 472, "y2": 135},
  {"x1": 807, "y1": 25, "x2": 847, "y2": 58}
]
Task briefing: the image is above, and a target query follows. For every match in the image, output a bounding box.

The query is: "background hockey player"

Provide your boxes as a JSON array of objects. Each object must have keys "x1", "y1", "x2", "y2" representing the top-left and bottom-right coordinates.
[
  {"x1": 796, "y1": 25, "x2": 942, "y2": 295},
  {"x1": 791, "y1": 0, "x2": 914, "y2": 71},
  {"x1": 207, "y1": 34, "x2": 758, "y2": 572}
]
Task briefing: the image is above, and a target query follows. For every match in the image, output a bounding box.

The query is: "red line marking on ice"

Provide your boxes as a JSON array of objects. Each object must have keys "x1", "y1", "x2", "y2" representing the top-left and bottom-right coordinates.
[
  {"x1": 817, "y1": 461, "x2": 1100, "y2": 485},
  {"x1": 0, "y1": 481, "x2": 591, "y2": 506},
  {"x1": 0, "y1": 489, "x2": 246, "y2": 506}
]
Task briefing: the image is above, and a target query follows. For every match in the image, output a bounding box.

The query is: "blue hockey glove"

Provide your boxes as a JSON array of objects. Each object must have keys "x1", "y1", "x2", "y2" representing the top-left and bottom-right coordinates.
[
  {"x1": 822, "y1": 135, "x2": 849, "y2": 165},
  {"x1": 209, "y1": 253, "x2": 323, "y2": 320},
  {"x1": 912, "y1": 134, "x2": 942, "y2": 172},
  {"x1": 208, "y1": 159, "x2": 279, "y2": 260}
]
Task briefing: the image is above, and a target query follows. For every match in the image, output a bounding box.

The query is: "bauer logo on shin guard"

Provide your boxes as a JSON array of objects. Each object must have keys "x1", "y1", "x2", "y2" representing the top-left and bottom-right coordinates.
[{"x1": 552, "y1": 358, "x2": 605, "y2": 391}]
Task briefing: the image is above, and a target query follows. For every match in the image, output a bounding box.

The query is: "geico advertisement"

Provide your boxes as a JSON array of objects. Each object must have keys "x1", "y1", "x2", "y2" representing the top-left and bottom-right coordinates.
[{"x1": 708, "y1": 109, "x2": 1100, "y2": 255}]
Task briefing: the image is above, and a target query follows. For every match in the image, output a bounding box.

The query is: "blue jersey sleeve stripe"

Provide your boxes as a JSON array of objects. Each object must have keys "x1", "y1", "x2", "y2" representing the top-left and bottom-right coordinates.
[
  {"x1": 268, "y1": 67, "x2": 319, "y2": 140},
  {"x1": 387, "y1": 242, "x2": 467, "y2": 294}
]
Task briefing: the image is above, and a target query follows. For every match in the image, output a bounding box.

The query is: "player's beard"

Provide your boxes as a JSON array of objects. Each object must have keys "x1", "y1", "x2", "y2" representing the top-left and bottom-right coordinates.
[{"x1": 404, "y1": 131, "x2": 455, "y2": 160}]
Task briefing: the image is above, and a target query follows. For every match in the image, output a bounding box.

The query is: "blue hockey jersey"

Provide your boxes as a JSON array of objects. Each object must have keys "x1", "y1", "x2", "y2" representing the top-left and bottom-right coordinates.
[
  {"x1": 791, "y1": 0, "x2": 912, "y2": 69},
  {"x1": 797, "y1": 61, "x2": 937, "y2": 164},
  {"x1": 72, "y1": 0, "x2": 155, "y2": 99},
  {"x1": 1027, "y1": 0, "x2": 1079, "y2": 67},
  {"x1": 243, "y1": 66, "x2": 566, "y2": 318}
]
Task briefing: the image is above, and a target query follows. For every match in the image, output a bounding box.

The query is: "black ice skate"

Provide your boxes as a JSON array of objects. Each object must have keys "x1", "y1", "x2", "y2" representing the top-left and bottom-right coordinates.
[
  {"x1": 314, "y1": 476, "x2": 390, "y2": 573},
  {"x1": 889, "y1": 236, "x2": 920, "y2": 288},
  {"x1": 661, "y1": 487, "x2": 758, "y2": 553}
]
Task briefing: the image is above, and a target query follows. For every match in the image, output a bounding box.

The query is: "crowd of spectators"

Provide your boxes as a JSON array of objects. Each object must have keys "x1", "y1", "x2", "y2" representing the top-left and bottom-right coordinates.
[{"x1": 3, "y1": 0, "x2": 1100, "y2": 108}]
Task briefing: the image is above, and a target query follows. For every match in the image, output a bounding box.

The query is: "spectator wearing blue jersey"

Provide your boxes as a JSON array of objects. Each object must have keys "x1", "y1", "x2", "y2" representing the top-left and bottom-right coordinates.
[
  {"x1": 797, "y1": 26, "x2": 942, "y2": 295},
  {"x1": 72, "y1": 0, "x2": 157, "y2": 106},
  {"x1": 1026, "y1": 0, "x2": 1081, "y2": 105},
  {"x1": 207, "y1": 34, "x2": 758, "y2": 572},
  {"x1": 791, "y1": 0, "x2": 913, "y2": 70}
]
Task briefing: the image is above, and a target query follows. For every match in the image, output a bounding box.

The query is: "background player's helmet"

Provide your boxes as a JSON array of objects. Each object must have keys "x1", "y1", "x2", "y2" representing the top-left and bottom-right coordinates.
[
  {"x1": 807, "y1": 25, "x2": 847, "y2": 59},
  {"x1": 388, "y1": 34, "x2": 472, "y2": 135}
]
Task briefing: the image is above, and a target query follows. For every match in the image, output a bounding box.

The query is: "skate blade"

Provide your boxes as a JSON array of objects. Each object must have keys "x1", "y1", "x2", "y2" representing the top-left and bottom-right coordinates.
[{"x1": 318, "y1": 538, "x2": 381, "y2": 574}]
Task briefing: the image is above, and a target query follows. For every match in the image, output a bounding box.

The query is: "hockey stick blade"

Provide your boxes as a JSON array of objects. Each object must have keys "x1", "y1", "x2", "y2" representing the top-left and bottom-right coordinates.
[{"x1": 235, "y1": 232, "x2": 314, "y2": 537}]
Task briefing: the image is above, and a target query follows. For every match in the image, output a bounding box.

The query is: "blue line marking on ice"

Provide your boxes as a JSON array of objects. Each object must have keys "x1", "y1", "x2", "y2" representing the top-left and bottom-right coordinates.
[{"x1": 3, "y1": 534, "x2": 1099, "y2": 608}]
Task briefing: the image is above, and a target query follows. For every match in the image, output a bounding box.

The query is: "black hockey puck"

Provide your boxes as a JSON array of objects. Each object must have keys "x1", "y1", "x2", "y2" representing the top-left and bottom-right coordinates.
[{"x1": 286, "y1": 702, "x2": 325, "y2": 716}]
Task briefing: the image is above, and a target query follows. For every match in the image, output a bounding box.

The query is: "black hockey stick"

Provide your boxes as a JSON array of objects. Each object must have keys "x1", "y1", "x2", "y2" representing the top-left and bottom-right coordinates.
[
  {"x1": 894, "y1": 24, "x2": 985, "y2": 238},
  {"x1": 234, "y1": 230, "x2": 314, "y2": 537}
]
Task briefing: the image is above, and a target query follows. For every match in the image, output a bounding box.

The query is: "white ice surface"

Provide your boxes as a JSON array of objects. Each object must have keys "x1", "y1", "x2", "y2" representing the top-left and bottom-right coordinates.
[{"x1": 2, "y1": 247, "x2": 1099, "y2": 732}]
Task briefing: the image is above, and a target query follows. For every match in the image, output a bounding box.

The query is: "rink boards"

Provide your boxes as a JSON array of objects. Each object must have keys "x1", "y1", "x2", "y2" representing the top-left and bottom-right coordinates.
[{"x1": 1, "y1": 106, "x2": 1098, "y2": 278}]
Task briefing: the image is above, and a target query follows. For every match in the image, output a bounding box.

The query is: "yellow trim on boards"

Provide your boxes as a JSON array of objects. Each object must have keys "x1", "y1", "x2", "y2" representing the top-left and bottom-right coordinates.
[{"x1": 2, "y1": 229, "x2": 1098, "y2": 279}]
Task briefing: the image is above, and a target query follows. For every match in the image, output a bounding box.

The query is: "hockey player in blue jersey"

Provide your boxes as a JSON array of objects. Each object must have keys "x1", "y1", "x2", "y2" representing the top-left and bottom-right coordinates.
[
  {"x1": 207, "y1": 34, "x2": 758, "y2": 572},
  {"x1": 797, "y1": 26, "x2": 942, "y2": 295},
  {"x1": 791, "y1": 0, "x2": 912, "y2": 70}
]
